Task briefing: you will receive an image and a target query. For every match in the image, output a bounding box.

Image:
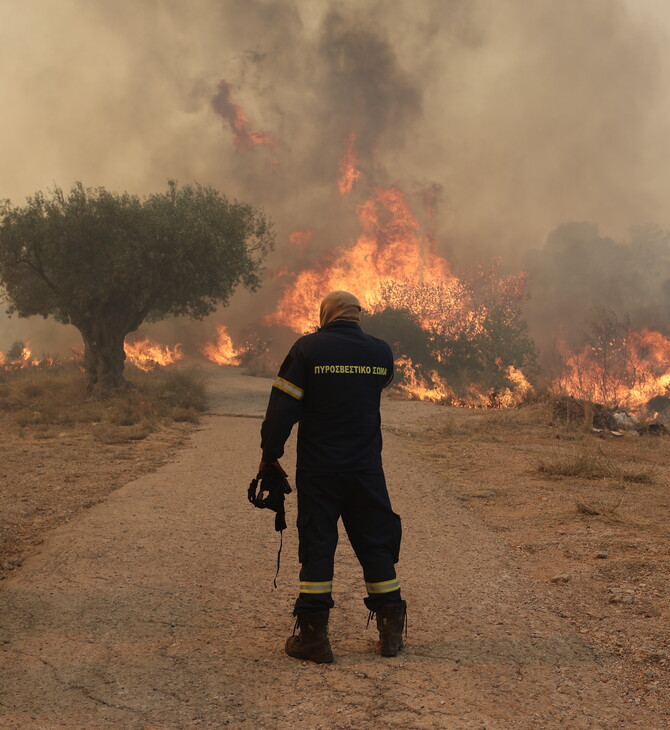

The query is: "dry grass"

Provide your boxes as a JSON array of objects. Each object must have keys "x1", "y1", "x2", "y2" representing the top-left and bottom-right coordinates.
[
  {"x1": 0, "y1": 365, "x2": 205, "y2": 583},
  {"x1": 0, "y1": 364, "x2": 209, "y2": 433},
  {"x1": 434, "y1": 402, "x2": 554, "y2": 440},
  {"x1": 537, "y1": 449, "x2": 656, "y2": 484}
]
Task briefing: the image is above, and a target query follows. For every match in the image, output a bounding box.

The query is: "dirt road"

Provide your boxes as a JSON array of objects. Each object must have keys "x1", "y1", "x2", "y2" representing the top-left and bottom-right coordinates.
[{"x1": 0, "y1": 370, "x2": 664, "y2": 728}]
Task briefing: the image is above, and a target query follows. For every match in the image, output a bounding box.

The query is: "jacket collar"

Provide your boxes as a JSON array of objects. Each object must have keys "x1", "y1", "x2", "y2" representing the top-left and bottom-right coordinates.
[{"x1": 319, "y1": 319, "x2": 361, "y2": 332}]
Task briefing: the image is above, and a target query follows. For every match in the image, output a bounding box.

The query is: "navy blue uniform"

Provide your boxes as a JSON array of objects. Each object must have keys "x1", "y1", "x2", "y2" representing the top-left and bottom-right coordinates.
[{"x1": 261, "y1": 320, "x2": 402, "y2": 614}]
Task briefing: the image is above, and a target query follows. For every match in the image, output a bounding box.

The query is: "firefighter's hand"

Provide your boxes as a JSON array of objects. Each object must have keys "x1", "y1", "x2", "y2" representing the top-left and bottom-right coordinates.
[{"x1": 258, "y1": 459, "x2": 288, "y2": 478}]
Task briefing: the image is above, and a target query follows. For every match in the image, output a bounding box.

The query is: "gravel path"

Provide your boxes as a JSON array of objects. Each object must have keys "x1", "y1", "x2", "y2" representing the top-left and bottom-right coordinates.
[{"x1": 0, "y1": 370, "x2": 654, "y2": 729}]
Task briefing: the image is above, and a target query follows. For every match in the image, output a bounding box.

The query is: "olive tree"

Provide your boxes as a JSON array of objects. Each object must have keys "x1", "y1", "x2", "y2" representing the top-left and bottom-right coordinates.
[{"x1": 0, "y1": 181, "x2": 273, "y2": 393}]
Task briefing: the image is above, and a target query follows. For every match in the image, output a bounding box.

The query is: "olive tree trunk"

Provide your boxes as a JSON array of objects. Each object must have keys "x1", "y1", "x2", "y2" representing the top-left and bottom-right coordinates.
[{"x1": 77, "y1": 321, "x2": 130, "y2": 395}]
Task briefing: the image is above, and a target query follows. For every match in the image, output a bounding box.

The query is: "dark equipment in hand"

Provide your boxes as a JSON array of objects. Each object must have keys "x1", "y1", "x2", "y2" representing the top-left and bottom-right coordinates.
[
  {"x1": 247, "y1": 465, "x2": 292, "y2": 531},
  {"x1": 247, "y1": 465, "x2": 292, "y2": 586}
]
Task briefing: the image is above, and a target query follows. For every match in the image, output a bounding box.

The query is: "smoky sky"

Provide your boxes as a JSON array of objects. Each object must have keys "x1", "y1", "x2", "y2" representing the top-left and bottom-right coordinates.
[{"x1": 1, "y1": 0, "x2": 670, "y2": 353}]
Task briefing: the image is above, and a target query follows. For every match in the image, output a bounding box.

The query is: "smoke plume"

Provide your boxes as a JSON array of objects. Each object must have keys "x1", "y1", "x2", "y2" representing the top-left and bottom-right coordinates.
[{"x1": 1, "y1": 0, "x2": 669, "y2": 357}]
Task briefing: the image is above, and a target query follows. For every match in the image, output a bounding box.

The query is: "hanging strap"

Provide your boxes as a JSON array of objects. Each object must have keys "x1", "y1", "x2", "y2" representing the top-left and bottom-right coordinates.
[
  {"x1": 247, "y1": 469, "x2": 292, "y2": 587},
  {"x1": 273, "y1": 529, "x2": 284, "y2": 589}
]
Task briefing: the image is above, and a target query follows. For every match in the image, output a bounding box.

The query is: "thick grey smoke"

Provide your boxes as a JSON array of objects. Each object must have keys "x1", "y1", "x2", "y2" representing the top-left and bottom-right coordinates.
[
  {"x1": 1, "y1": 0, "x2": 669, "y2": 356},
  {"x1": 525, "y1": 222, "x2": 670, "y2": 360}
]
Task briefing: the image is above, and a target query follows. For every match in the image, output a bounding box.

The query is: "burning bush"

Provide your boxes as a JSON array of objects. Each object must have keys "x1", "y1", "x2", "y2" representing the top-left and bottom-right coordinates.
[
  {"x1": 548, "y1": 310, "x2": 670, "y2": 415},
  {"x1": 363, "y1": 263, "x2": 538, "y2": 405},
  {"x1": 5, "y1": 340, "x2": 27, "y2": 361}
]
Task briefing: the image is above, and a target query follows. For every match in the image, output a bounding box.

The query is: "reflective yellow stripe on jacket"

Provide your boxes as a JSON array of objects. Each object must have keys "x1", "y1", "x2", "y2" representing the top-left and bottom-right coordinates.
[{"x1": 273, "y1": 376, "x2": 304, "y2": 401}]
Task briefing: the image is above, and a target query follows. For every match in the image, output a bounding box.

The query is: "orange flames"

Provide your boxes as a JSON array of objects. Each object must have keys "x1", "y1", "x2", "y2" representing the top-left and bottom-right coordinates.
[
  {"x1": 338, "y1": 132, "x2": 361, "y2": 195},
  {"x1": 212, "y1": 81, "x2": 278, "y2": 151},
  {"x1": 268, "y1": 186, "x2": 454, "y2": 334},
  {"x1": 553, "y1": 328, "x2": 670, "y2": 413},
  {"x1": 268, "y1": 130, "x2": 670, "y2": 411},
  {"x1": 124, "y1": 339, "x2": 183, "y2": 372},
  {"x1": 201, "y1": 325, "x2": 243, "y2": 366},
  {"x1": 393, "y1": 356, "x2": 454, "y2": 403},
  {"x1": 0, "y1": 343, "x2": 57, "y2": 370},
  {"x1": 266, "y1": 128, "x2": 536, "y2": 406},
  {"x1": 393, "y1": 357, "x2": 533, "y2": 408}
]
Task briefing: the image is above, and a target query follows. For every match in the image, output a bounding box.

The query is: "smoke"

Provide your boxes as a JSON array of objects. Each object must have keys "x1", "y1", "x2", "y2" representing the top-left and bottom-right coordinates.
[
  {"x1": 525, "y1": 222, "x2": 670, "y2": 359},
  {"x1": 1, "y1": 0, "x2": 669, "y2": 355}
]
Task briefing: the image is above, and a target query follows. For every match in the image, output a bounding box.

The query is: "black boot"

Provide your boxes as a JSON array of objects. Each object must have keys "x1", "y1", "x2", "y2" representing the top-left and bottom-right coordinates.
[
  {"x1": 285, "y1": 610, "x2": 334, "y2": 664},
  {"x1": 374, "y1": 600, "x2": 407, "y2": 657}
]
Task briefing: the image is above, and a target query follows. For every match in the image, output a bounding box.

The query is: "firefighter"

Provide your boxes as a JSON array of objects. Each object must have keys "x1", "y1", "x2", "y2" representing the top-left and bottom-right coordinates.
[{"x1": 259, "y1": 290, "x2": 406, "y2": 663}]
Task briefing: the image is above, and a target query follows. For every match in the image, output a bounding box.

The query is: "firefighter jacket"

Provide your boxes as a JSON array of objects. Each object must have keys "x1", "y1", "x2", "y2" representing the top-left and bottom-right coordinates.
[{"x1": 261, "y1": 320, "x2": 394, "y2": 472}]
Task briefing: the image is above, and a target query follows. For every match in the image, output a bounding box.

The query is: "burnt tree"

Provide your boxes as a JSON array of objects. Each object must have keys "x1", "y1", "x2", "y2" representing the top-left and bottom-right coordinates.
[{"x1": 0, "y1": 181, "x2": 273, "y2": 393}]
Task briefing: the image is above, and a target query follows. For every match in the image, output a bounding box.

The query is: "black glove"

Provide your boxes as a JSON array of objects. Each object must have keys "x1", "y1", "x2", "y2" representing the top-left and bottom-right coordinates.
[{"x1": 248, "y1": 464, "x2": 292, "y2": 531}]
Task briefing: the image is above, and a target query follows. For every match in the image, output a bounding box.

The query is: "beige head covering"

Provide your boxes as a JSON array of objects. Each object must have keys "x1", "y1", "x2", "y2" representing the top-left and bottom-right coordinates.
[{"x1": 319, "y1": 290, "x2": 362, "y2": 327}]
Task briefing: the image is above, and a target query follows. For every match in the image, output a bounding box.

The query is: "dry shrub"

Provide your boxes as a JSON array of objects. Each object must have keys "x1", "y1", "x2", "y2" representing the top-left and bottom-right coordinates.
[
  {"x1": 537, "y1": 449, "x2": 655, "y2": 484},
  {"x1": 459, "y1": 402, "x2": 553, "y2": 437},
  {"x1": 437, "y1": 414, "x2": 459, "y2": 437},
  {"x1": 21, "y1": 382, "x2": 46, "y2": 399},
  {"x1": 1, "y1": 367, "x2": 98, "y2": 426},
  {"x1": 170, "y1": 407, "x2": 200, "y2": 423},
  {"x1": 148, "y1": 368, "x2": 208, "y2": 412},
  {"x1": 92, "y1": 422, "x2": 153, "y2": 444},
  {"x1": 108, "y1": 405, "x2": 141, "y2": 426},
  {"x1": 548, "y1": 394, "x2": 616, "y2": 431},
  {"x1": 1, "y1": 364, "x2": 208, "y2": 434},
  {"x1": 480, "y1": 410, "x2": 515, "y2": 430}
]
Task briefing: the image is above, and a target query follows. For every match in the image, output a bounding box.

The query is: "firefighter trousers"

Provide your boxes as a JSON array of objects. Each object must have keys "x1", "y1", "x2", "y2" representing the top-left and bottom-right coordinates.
[{"x1": 293, "y1": 469, "x2": 402, "y2": 615}]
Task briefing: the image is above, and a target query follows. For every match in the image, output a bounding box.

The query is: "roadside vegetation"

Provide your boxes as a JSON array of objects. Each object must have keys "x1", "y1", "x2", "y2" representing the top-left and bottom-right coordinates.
[
  {"x1": 0, "y1": 363, "x2": 208, "y2": 440},
  {"x1": 0, "y1": 363, "x2": 209, "y2": 580},
  {"x1": 537, "y1": 450, "x2": 656, "y2": 485}
]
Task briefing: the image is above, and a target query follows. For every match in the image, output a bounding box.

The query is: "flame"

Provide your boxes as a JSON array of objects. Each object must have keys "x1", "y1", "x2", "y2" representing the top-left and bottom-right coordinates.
[
  {"x1": 1, "y1": 342, "x2": 34, "y2": 369},
  {"x1": 124, "y1": 339, "x2": 183, "y2": 372},
  {"x1": 504, "y1": 364, "x2": 533, "y2": 398},
  {"x1": 393, "y1": 356, "x2": 533, "y2": 407},
  {"x1": 268, "y1": 186, "x2": 454, "y2": 332},
  {"x1": 553, "y1": 327, "x2": 670, "y2": 412},
  {"x1": 265, "y1": 180, "x2": 539, "y2": 408},
  {"x1": 338, "y1": 132, "x2": 361, "y2": 195},
  {"x1": 201, "y1": 325, "x2": 243, "y2": 366},
  {"x1": 0, "y1": 342, "x2": 63, "y2": 370},
  {"x1": 212, "y1": 81, "x2": 278, "y2": 151},
  {"x1": 393, "y1": 356, "x2": 454, "y2": 402}
]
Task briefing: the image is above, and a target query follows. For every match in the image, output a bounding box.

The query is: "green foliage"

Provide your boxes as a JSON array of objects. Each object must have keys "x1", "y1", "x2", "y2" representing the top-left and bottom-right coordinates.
[
  {"x1": 0, "y1": 181, "x2": 273, "y2": 391},
  {"x1": 473, "y1": 307, "x2": 538, "y2": 385},
  {"x1": 0, "y1": 181, "x2": 274, "y2": 326},
  {"x1": 362, "y1": 308, "x2": 437, "y2": 368}
]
